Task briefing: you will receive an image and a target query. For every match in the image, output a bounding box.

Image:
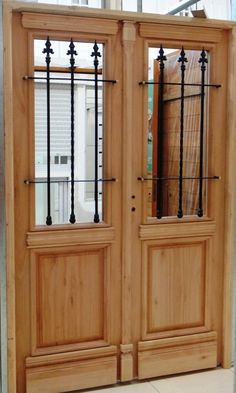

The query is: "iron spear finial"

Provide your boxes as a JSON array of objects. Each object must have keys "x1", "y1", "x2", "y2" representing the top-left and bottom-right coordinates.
[{"x1": 42, "y1": 36, "x2": 54, "y2": 65}]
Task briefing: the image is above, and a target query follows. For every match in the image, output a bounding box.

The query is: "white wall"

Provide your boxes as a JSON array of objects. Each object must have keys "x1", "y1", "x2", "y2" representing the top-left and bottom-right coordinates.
[
  {"x1": 152, "y1": 0, "x2": 230, "y2": 19},
  {"x1": 33, "y1": 0, "x2": 231, "y2": 19},
  {"x1": 202, "y1": 0, "x2": 231, "y2": 19}
]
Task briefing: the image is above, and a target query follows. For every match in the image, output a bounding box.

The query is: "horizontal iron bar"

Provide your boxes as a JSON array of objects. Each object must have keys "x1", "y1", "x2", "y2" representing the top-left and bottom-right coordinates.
[
  {"x1": 137, "y1": 176, "x2": 220, "y2": 181},
  {"x1": 139, "y1": 81, "x2": 221, "y2": 88},
  {"x1": 24, "y1": 178, "x2": 117, "y2": 184},
  {"x1": 164, "y1": 92, "x2": 202, "y2": 103},
  {"x1": 23, "y1": 75, "x2": 117, "y2": 84},
  {"x1": 34, "y1": 67, "x2": 102, "y2": 75}
]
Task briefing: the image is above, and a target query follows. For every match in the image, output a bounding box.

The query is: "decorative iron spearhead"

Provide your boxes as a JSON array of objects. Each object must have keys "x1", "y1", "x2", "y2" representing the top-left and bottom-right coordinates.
[
  {"x1": 67, "y1": 39, "x2": 77, "y2": 69},
  {"x1": 91, "y1": 40, "x2": 101, "y2": 68},
  {"x1": 157, "y1": 45, "x2": 167, "y2": 70},
  {"x1": 178, "y1": 47, "x2": 188, "y2": 71},
  {"x1": 42, "y1": 37, "x2": 54, "y2": 66},
  {"x1": 198, "y1": 48, "x2": 208, "y2": 71}
]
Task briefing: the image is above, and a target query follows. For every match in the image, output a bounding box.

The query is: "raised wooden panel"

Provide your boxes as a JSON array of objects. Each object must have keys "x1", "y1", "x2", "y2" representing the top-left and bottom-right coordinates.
[
  {"x1": 149, "y1": 243, "x2": 205, "y2": 331},
  {"x1": 31, "y1": 245, "x2": 110, "y2": 355},
  {"x1": 138, "y1": 332, "x2": 217, "y2": 379},
  {"x1": 142, "y1": 237, "x2": 212, "y2": 339},
  {"x1": 26, "y1": 353, "x2": 117, "y2": 393}
]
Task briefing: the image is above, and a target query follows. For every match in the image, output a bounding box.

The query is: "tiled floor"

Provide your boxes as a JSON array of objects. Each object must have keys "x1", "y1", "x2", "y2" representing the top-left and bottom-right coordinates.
[{"x1": 83, "y1": 368, "x2": 234, "y2": 393}]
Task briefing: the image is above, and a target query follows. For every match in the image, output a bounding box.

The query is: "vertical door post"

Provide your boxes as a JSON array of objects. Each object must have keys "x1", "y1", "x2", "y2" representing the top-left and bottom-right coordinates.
[{"x1": 120, "y1": 21, "x2": 136, "y2": 382}]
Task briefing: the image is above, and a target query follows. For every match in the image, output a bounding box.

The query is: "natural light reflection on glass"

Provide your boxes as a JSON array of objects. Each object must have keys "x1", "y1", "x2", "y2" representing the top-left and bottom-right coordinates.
[
  {"x1": 147, "y1": 47, "x2": 209, "y2": 219},
  {"x1": 34, "y1": 39, "x2": 103, "y2": 225}
]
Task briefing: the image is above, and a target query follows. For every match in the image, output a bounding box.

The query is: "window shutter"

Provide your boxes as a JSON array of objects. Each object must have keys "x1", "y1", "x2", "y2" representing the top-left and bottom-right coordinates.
[{"x1": 35, "y1": 83, "x2": 71, "y2": 157}]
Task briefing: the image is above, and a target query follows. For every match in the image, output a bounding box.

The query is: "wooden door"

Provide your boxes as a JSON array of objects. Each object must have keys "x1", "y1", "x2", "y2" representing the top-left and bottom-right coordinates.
[
  {"x1": 132, "y1": 23, "x2": 231, "y2": 380},
  {"x1": 11, "y1": 10, "x2": 123, "y2": 393},
  {"x1": 6, "y1": 5, "x2": 234, "y2": 393}
]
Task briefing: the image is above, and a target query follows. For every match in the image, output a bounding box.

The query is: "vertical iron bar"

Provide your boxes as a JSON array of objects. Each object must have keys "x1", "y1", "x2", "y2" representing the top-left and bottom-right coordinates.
[
  {"x1": 42, "y1": 37, "x2": 54, "y2": 226},
  {"x1": 198, "y1": 48, "x2": 208, "y2": 217},
  {"x1": 67, "y1": 39, "x2": 77, "y2": 224},
  {"x1": 91, "y1": 41, "x2": 101, "y2": 223},
  {"x1": 177, "y1": 47, "x2": 188, "y2": 218},
  {"x1": 156, "y1": 45, "x2": 167, "y2": 219}
]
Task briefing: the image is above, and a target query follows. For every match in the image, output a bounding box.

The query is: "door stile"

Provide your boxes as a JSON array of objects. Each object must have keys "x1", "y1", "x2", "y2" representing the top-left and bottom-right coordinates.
[
  {"x1": 3, "y1": 4, "x2": 17, "y2": 393},
  {"x1": 120, "y1": 21, "x2": 136, "y2": 382},
  {"x1": 222, "y1": 26, "x2": 236, "y2": 368},
  {"x1": 206, "y1": 33, "x2": 228, "y2": 364}
]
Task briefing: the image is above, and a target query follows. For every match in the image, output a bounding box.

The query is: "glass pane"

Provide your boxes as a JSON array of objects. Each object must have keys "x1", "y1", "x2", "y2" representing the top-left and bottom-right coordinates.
[
  {"x1": 147, "y1": 47, "x2": 209, "y2": 219},
  {"x1": 34, "y1": 39, "x2": 104, "y2": 225}
]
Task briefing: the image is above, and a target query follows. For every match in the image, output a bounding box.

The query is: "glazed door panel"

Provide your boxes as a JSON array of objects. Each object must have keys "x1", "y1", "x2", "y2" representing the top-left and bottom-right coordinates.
[
  {"x1": 134, "y1": 23, "x2": 228, "y2": 379},
  {"x1": 12, "y1": 11, "x2": 122, "y2": 393},
  {"x1": 9, "y1": 8, "x2": 231, "y2": 393}
]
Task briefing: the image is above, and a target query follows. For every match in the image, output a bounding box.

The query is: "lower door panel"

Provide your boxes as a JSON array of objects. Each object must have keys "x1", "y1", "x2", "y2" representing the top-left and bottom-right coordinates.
[
  {"x1": 138, "y1": 332, "x2": 217, "y2": 379},
  {"x1": 26, "y1": 346, "x2": 117, "y2": 393}
]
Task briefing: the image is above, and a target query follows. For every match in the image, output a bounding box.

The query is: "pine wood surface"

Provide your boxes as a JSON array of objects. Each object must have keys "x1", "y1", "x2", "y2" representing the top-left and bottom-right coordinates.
[{"x1": 4, "y1": 4, "x2": 235, "y2": 392}]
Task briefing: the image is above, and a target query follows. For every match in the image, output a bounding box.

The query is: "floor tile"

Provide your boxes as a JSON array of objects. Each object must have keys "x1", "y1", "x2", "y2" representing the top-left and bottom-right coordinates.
[
  {"x1": 150, "y1": 368, "x2": 234, "y2": 393},
  {"x1": 81, "y1": 382, "x2": 159, "y2": 393}
]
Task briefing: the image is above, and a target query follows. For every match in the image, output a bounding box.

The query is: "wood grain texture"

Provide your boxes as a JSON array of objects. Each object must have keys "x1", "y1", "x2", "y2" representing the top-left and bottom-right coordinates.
[
  {"x1": 12, "y1": 11, "x2": 32, "y2": 393},
  {"x1": 139, "y1": 221, "x2": 216, "y2": 240},
  {"x1": 30, "y1": 246, "x2": 110, "y2": 355},
  {"x1": 38, "y1": 251, "x2": 104, "y2": 345},
  {"x1": 6, "y1": 5, "x2": 234, "y2": 392},
  {"x1": 120, "y1": 344, "x2": 133, "y2": 382},
  {"x1": 27, "y1": 227, "x2": 115, "y2": 248},
  {"x1": 26, "y1": 345, "x2": 117, "y2": 367},
  {"x1": 120, "y1": 21, "x2": 136, "y2": 381},
  {"x1": 22, "y1": 12, "x2": 118, "y2": 35},
  {"x1": 139, "y1": 23, "x2": 223, "y2": 43},
  {"x1": 141, "y1": 236, "x2": 212, "y2": 340},
  {"x1": 26, "y1": 356, "x2": 117, "y2": 393},
  {"x1": 147, "y1": 243, "x2": 205, "y2": 331},
  {"x1": 3, "y1": 4, "x2": 17, "y2": 393},
  {"x1": 221, "y1": 27, "x2": 236, "y2": 368},
  {"x1": 10, "y1": 11, "x2": 122, "y2": 392},
  {"x1": 9, "y1": 2, "x2": 236, "y2": 30},
  {"x1": 138, "y1": 332, "x2": 217, "y2": 379}
]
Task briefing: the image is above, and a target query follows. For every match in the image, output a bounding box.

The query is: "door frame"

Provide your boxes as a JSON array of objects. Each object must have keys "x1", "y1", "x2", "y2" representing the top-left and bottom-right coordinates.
[{"x1": 4, "y1": 2, "x2": 236, "y2": 392}]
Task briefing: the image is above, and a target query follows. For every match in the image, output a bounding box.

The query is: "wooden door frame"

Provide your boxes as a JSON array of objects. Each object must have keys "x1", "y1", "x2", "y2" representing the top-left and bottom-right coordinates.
[{"x1": 4, "y1": 2, "x2": 236, "y2": 392}]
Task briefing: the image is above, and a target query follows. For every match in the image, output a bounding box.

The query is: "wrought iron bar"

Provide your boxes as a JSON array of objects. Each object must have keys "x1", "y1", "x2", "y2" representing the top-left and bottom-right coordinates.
[
  {"x1": 164, "y1": 92, "x2": 201, "y2": 103},
  {"x1": 34, "y1": 67, "x2": 102, "y2": 74},
  {"x1": 42, "y1": 37, "x2": 54, "y2": 226},
  {"x1": 24, "y1": 178, "x2": 117, "y2": 184},
  {"x1": 177, "y1": 47, "x2": 188, "y2": 219},
  {"x1": 24, "y1": 75, "x2": 117, "y2": 83},
  {"x1": 91, "y1": 41, "x2": 101, "y2": 223},
  {"x1": 138, "y1": 176, "x2": 220, "y2": 181},
  {"x1": 139, "y1": 80, "x2": 221, "y2": 88},
  {"x1": 67, "y1": 39, "x2": 77, "y2": 224},
  {"x1": 156, "y1": 45, "x2": 167, "y2": 219},
  {"x1": 197, "y1": 48, "x2": 208, "y2": 217}
]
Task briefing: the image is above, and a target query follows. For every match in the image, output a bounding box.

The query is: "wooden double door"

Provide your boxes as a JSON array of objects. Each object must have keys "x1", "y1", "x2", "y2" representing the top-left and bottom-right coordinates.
[{"x1": 8, "y1": 5, "x2": 234, "y2": 393}]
